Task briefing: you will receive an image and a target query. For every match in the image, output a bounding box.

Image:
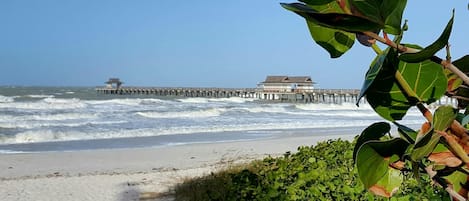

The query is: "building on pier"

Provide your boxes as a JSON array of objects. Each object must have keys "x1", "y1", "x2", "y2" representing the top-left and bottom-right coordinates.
[
  {"x1": 105, "y1": 78, "x2": 123, "y2": 89},
  {"x1": 256, "y1": 75, "x2": 318, "y2": 101},
  {"x1": 257, "y1": 75, "x2": 315, "y2": 93}
]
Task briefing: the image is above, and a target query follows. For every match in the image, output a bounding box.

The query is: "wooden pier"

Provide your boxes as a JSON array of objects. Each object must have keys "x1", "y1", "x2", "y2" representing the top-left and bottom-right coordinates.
[
  {"x1": 96, "y1": 87, "x2": 361, "y2": 104},
  {"x1": 96, "y1": 87, "x2": 257, "y2": 98}
]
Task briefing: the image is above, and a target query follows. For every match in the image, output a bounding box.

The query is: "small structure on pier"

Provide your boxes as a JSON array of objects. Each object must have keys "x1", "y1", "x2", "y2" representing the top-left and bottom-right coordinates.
[{"x1": 105, "y1": 78, "x2": 123, "y2": 89}]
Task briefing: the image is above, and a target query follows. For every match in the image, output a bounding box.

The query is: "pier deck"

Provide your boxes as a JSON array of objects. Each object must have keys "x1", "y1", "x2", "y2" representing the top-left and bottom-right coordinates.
[{"x1": 96, "y1": 87, "x2": 361, "y2": 104}]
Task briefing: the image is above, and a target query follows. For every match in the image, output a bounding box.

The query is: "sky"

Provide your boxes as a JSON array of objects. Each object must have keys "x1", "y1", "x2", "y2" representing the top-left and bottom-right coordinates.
[{"x1": 0, "y1": 1, "x2": 468, "y2": 89}]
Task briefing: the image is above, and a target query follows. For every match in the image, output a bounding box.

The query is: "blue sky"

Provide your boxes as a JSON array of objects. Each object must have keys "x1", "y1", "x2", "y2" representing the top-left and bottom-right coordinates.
[{"x1": 0, "y1": 1, "x2": 467, "y2": 88}]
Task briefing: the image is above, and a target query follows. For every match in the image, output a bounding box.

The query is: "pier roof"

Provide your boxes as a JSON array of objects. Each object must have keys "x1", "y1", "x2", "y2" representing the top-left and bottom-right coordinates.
[
  {"x1": 105, "y1": 78, "x2": 123, "y2": 84},
  {"x1": 262, "y1": 76, "x2": 315, "y2": 84}
]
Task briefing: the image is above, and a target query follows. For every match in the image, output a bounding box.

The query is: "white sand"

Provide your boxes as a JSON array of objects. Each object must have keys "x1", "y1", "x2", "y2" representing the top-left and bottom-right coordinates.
[{"x1": 0, "y1": 134, "x2": 355, "y2": 201}]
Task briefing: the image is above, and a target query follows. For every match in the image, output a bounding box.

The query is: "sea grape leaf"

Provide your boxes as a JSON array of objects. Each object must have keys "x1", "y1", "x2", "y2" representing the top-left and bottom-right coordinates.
[
  {"x1": 353, "y1": 122, "x2": 391, "y2": 161},
  {"x1": 368, "y1": 167, "x2": 403, "y2": 198},
  {"x1": 349, "y1": 0, "x2": 382, "y2": 21},
  {"x1": 454, "y1": 55, "x2": 469, "y2": 72},
  {"x1": 411, "y1": 126, "x2": 439, "y2": 162},
  {"x1": 281, "y1": 3, "x2": 383, "y2": 33},
  {"x1": 443, "y1": 170, "x2": 468, "y2": 195},
  {"x1": 349, "y1": 0, "x2": 407, "y2": 35},
  {"x1": 397, "y1": 60, "x2": 447, "y2": 104},
  {"x1": 429, "y1": 151, "x2": 462, "y2": 167},
  {"x1": 399, "y1": 10, "x2": 454, "y2": 63},
  {"x1": 367, "y1": 138, "x2": 409, "y2": 158},
  {"x1": 356, "y1": 142, "x2": 391, "y2": 188},
  {"x1": 357, "y1": 47, "x2": 395, "y2": 105},
  {"x1": 433, "y1": 105, "x2": 457, "y2": 131},
  {"x1": 304, "y1": 2, "x2": 356, "y2": 58},
  {"x1": 381, "y1": 0, "x2": 407, "y2": 35},
  {"x1": 366, "y1": 50, "x2": 447, "y2": 121},
  {"x1": 394, "y1": 122, "x2": 417, "y2": 144},
  {"x1": 462, "y1": 115, "x2": 469, "y2": 126},
  {"x1": 356, "y1": 139, "x2": 407, "y2": 196},
  {"x1": 445, "y1": 69, "x2": 463, "y2": 92},
  {"x1": 299, "y1": 0, "x2": 335, "y2": 5}
]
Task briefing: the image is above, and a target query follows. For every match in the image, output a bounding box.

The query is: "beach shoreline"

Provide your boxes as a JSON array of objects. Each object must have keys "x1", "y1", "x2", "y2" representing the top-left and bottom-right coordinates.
[{"x1": 0, "y1": 134, "x2": 355, "y2": 201}]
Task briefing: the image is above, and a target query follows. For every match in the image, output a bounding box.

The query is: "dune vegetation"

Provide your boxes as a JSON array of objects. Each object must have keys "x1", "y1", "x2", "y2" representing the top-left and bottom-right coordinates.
[{"x1": 173, "y1": 139, "x2": 448, "y2": 201}]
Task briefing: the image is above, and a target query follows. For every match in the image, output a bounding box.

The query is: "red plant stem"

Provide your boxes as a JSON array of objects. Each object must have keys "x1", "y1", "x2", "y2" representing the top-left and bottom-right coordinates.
[
  {"x1": 337, "y1": 0, "x2": 350, "y2": 14},
  {"x1": 417, "y1": 103, "x2": 433, "y2": 122}
]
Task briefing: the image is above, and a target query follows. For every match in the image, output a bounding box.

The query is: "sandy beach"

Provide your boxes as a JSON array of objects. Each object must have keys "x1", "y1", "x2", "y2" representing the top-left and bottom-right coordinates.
[{"x1": 0, "y1": 134, "x2": 355, "y2": 201}]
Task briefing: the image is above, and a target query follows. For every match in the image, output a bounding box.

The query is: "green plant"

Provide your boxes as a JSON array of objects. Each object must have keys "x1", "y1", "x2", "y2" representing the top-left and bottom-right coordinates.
[
  {"x1": 175, "y1": 139, "x2": 447, "y2": 200},
  {"x1": 281, "y1": 0, "x2": 469, "y2": 200}
]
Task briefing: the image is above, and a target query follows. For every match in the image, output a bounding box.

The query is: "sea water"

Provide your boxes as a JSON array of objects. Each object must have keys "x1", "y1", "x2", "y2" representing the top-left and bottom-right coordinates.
[{"x1": 0, "y1": 86, "x2": 424, "y2": 153}]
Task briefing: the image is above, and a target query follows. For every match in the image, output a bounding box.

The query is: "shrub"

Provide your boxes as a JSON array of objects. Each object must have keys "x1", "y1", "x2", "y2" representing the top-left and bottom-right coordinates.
[{"x1": 174, "y1": 139, "x2": 448, "y2": 201}]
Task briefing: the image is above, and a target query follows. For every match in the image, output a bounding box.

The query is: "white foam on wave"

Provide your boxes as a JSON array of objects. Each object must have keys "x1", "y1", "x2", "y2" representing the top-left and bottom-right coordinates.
[
  {"x1": 295, "y1": 102, "x2": 372, "y2": 111},
  {"x1": 0, "y1": 98, "x2": 87, "y2": 110},
  {"x1": 0, "y1": 120, "x2": 123, "y2": 129},
  {"x1": 136, "y1": 108, "x2": 224, "y2": 119},
  {"x1": 0, "y1": 119, "x2": 384, "y2": 144},
  {"x1": 0, "y1": 95, "x2": 14, "y2": 103},
  {"x1": 177, "y1": 97, "x2": 209, "y2": 104},
  {"x1": 0, "y1": 150, "x2": 31, "y2": 154},
  {"x1": 208, "y1": 97, "x2": 255, "y2": 103},
  {"x1": 86, "y1": 98, "x2": 166, "y2": 106},
  {"x1": 0, "y1": 113, "x2": 97, "y2": 122},
  {"x1": 179, "y1": 97, "x2": 255, "y2": 104},
  {"x1": 26, "y1": 95, "x2": 55, "y2": 98},
  {"x1": 240, "y1": 105, "x2": 291, "y2": 114}
]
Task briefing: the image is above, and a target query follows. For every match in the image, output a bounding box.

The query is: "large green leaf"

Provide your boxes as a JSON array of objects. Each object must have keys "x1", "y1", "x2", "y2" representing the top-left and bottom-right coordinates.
[
  {"x1": 411, "y1": 127, "x2": 439, "y2": 162},
  {"x1": 399, "y1": 10, "x2": 454, "y2": 63},
  {"x1": 365, "y1": 49, "x2": 447, "y2": 121},
  {"x1": 454, "y1": 55, "x2": 469, "y2": 72},
  {"x1": 356, "y1": 139, "x2": 407, "y2": 196},
  {"x1": 442, "y1": 170, "x2": 468, "y2": 195},
  {"x1": 369, "y1": 167, "x2": 403, "y2": 198},
  {"x1": 349, "y1": 0, "x2": 407, "y2": 35},
  {"x1": 394, "y1": 122, "x2": 417, "y2": 144},
  {"x1": 281, "y1": 3, "x2": 383, "y2": 33},
  {"x1": 304, "y1": 2, "x2": 356, "y2": 58},
  {"x1": 353, "y1": 122, "x2": 390, "y2": 161},
  {"x1": 433, "y1": 105, "x2": 457, "y2": 131},
  {"x1": 357, "y1": 47, "x2": 395, "y2": 105},
  {"x1": 306, "y1": 22, "x2": 355, "y2": 58},
  {"x1": 381, "y1": 0, "x2": 407, "y2": 35},
  {"x1": 299, "y1": 0, "x2": 335, "y2": 5}
]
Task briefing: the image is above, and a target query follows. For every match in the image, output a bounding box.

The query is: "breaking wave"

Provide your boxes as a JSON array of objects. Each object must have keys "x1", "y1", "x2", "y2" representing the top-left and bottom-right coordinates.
[{"x1": 136, "y1": 108, "x2": 223, "y2": 119}]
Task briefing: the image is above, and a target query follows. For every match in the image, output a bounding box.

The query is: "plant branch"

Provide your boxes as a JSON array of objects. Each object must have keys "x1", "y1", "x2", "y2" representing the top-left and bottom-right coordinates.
[
  {"x1": 450, "y1": 120, "x2": 469, "y2": 144},
  {"x1": 371, "y1": 43, "x2": 383, "y2": 55},
  {"x1": 363, "y1": 31, "x2": 469, "y2": 86},
  {"x1": 424, "y1": 165, "x2": 467, "y2": 201},
  {"x1": 436, "y1": 130, "x2": 469, "y2": 164},
  {"x1": 446, "y1": 44, "x2": 452, "y2": 63}
]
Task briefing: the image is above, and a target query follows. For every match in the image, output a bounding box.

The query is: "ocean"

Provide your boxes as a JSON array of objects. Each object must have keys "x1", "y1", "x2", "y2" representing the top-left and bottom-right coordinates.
[{"x1": 0, "y1": 86, "x2": 424, "y2": 153}]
